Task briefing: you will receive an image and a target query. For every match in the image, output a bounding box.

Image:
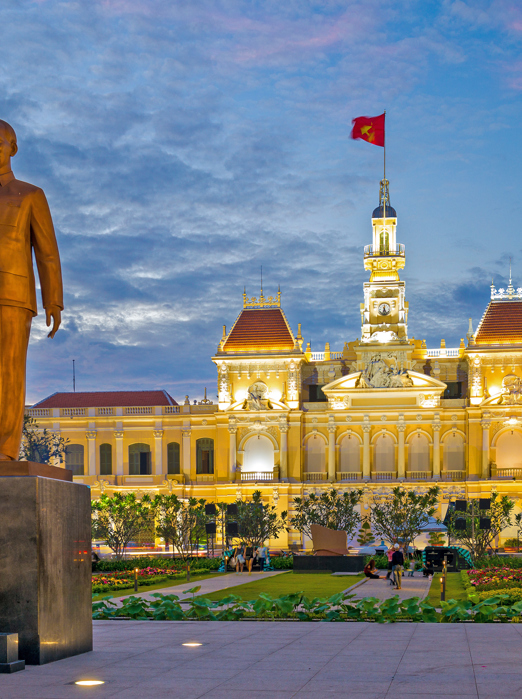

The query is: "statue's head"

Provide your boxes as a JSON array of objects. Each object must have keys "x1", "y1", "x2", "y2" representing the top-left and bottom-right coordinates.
[{"x1": 0, "y1": 121, "x2": 17, "y2": 165}]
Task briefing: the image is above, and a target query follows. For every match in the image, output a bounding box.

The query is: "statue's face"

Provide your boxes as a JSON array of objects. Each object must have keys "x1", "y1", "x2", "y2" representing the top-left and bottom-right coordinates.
[{"x1": 0, "y1": 129, "x2": 15, "y2": 169}]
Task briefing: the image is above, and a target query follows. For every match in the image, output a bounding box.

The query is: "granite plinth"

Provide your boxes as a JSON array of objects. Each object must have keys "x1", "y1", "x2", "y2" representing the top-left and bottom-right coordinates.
[
  {"x1": 0, "y1": 476, "x2": 92, "y2": 664},
  {"x1": 0, "y1": 460, "x2": 72, "y2": 481},
  {"x1": 293, "y1": 554, "x2": 365, "y2": 573}
]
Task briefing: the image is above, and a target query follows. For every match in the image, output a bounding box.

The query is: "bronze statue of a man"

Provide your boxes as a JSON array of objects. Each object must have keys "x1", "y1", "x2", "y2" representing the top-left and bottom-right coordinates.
[{"x1": 0, "y1": 120, "x2": 63, "y2": 461}]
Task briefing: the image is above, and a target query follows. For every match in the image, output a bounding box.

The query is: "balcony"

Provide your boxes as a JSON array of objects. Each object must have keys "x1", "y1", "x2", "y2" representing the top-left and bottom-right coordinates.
[
  {"x1": 304, "y1": 472, "x2": 328, "y2": 482},
  {"x1": 241, "y1": 471, "x2": 274, "y2": 483},
  {"x1": 372, "y1": 471, "x2": 397, "y2": 481},
  {"x1": 336, "y1": 472, "x2": 362, "y2": 482},
  {"x1": 407, "y1": 470, "x2": 432, "y2": 481},
  {"x1": 364, "y1": 244, "x2": 405, "y2": 258},
  {"x1": 441, "y1": 470, "x2": 466, "y2": 481},
  {"x1": 491, "y1": 468, "x2": 522, "y2": 480}
]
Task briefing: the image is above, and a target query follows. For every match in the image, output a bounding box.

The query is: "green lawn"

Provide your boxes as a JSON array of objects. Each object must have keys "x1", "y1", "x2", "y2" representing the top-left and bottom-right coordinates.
[
  {"x1": 197, "y1": 572, "x2": 365, "y2": 602},
  {"x1": 425, "y1": 572, "x2": 468, "y2": 606},
  {"x1": 92, "y1": 572, "x2": 230, "y2": 601}
]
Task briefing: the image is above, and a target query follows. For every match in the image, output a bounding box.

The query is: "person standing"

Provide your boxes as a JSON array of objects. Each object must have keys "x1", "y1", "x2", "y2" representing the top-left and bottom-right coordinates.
[
  {"x1": 385, "y1": 546, "x2": 394, "y2": 581},
  {"x1": 257, "y1": 544, "x2": 268, "y2": 571},
  {"x1": 391, "y1": 543, "x2": 404, "y2": 590}
]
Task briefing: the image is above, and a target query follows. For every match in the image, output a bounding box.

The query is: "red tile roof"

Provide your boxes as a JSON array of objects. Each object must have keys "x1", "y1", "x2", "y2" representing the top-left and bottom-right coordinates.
[
  {"x1": 32, "y1": 390, "x2": 178, "y2": 409},
  {"x1": 475, "y1": 301, "x2": 522, "y2": 345},
  {"x1": 223, "y1": 308, "x2": 296, "y2": 353}
]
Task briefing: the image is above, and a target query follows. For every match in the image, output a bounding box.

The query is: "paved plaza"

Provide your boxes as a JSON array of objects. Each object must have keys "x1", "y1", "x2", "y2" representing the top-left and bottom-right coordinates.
[
  {"x1": 351, "y1": 573, "x2": 432, "y2": 600},
  {"x1": 0, "y1": 619, "x2": 520, "y2": 698}
]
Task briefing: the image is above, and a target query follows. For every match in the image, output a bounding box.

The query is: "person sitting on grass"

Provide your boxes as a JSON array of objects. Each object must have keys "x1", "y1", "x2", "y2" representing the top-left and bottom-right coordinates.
[{"x1": 364, "y1": 559, "x2": 384, "y2": 579}]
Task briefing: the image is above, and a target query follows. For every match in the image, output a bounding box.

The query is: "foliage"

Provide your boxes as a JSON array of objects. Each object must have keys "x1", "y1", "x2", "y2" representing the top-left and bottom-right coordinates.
[
  {"x1": 465, "y1": 566, "x2": 522, "y2": 591},
  {"x1": 369, "y1": 486, "x2": 440, "y2": 554},
  {"x1": 474, "y1": 555, "x2": 522, "y2": 570},
  {"x1": 92, "y1": 589, "x2": 522, "y2": 623},
  {"x1": 428, "y1": 531, "x2": 445, "y2": 547},
  {"x1": 20, "y1": 414, "x2": 69, "y2": 464},
  {"x1": 365, "y1": 554, "x2": 388, "y2": 570},
  {"x1": 445, "y1": 493, "x2": 514, "y2": 557},
  {"x1": 270, "y1": 556, "x2": 294, "y2": 569},
  {"x1": 92, "y1": 492, "x2": 152, "y2": 560},
  {"x1": 471, "y1": 588, "x2": 522, "y2": 604},
  {"x1": 291, "y1": 487, "x2": 363, "y2": 540},
  {"x1": 93, "y1": 556, "x2": 221, "y2": 573},
  {"x1": 234, "y1": 490, "x2": 288, "y2": 551},
  {"x1": 150, "y1": 494, "x2": 206, "y2": 578},
  {"x1": 357, "y1": 519, "x2": 374, "y2": 546},
  {"x1": 503, "y1": 538, "x2": 522, "y2": 549}
]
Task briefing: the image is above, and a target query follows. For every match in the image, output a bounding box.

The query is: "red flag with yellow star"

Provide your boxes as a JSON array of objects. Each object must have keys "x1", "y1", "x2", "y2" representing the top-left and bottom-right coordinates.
[{"x1": 351, "y1": 113, "x2": 385, "y2": 147}]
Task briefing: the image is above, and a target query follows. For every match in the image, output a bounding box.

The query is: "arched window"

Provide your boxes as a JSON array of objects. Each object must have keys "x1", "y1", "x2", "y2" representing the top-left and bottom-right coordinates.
[
  {"x1": 443, "y1": 433, "x2": 465, "y2": 472},
  {"x1": 304, "y1": 435, "x2": 325, "y2": 473},
  {"x1": 243, "y1": 435, "x2": 274, "y2": 473},
  {"x1": 408, "y1": 434, "x2": 430, "y2": 472},
  {"x1": 196, "y1": 438, "x2": 214, "y2": 474},
  {"x1": 339, "y1": 434, "x2": 360, "y2": 473},
  {"x1": 129, "y1": 443, "x2": 151, "y2": 475},
  {"x1": 496, "y1": 432, "x2": 522, "y2": 470},
  {"x1": 167, "y1": 442, "x2": 180, "y2": 474},
  {"x1": 66, "y1": 444, "x2": 84, "y2": 476},
  {"x1": 374, "y1": 434, "x2": 395, "y2": 472},
  {"x1": 100, "y1": 443, "x2": 112, "y2": 475}
]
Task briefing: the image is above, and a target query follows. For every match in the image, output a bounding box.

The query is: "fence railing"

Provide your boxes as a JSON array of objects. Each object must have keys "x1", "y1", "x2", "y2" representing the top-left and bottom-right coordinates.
[
  {"x1": 61, "y1": 408, "x2": 86, "y2": 417},
  {"x1": 310, "y1": 351, "x2": 343, "y2": 361},
  {"x1": 363, "y1": 244, "x2": 405, "y2": 257},
  {"x1": 240, "y1": 472, "x2": 274, "y2": 482},
  {"x1": 442, "y1": 470, "x2": 466, "y2": 481},
  {"x1": 97, "y1": 407, "x2": 114, "y2": 416},
  {"x1": 27, "y1": 408, "x2": 51, "y2": 417},
  {"x1": 425, "y1": 348, "x2": 460, "y2": 358},
  {"x1": 372, "y1": 471, "x2": 396, "y2": 481},
  {"x1": 407, "y1": 470, "x2": 432, "y2": 480},
  {"x1": 304, "y1": 472, "x2": 328, "y2": 482},
  {"x1": 491, "y1": 468, "x2": 522, "y2": 479},
  {"x1": 164, "y1": 406, "x2": 181, "y2": 414},
  {"x1": 124, "y1": 407, "x2": 153, "y2": 415},
  {"x1": 336, "y1": 472, "x2": 362, "y2": 481}
]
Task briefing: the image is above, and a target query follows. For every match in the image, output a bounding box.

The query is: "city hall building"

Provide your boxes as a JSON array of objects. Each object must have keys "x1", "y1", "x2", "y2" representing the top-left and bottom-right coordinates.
[{"x1": 29, "y1": 180, "x2": 522, "y2": 547}]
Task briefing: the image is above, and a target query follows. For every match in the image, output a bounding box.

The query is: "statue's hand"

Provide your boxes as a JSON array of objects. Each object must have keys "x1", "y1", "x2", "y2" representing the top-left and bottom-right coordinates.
[{"x1": 46, "y1": 305, "x2": 62, "y2": 338}]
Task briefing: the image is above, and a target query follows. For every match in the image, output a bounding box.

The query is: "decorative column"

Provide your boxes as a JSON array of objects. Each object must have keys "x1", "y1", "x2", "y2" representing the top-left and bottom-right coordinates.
[
  {"x1": 153, "y1": 429, "x2": 164, "y2": 475},
  {"x1": 228, "y1": 426, "x2": 237, "y2": 481},
  {"x1": 362, "y1": 423, "x2": 371, "y2": 481},
  {"x1": 327, "y1": 423, "x2": 336, "y2": 482},
  {"x1": 114, "y1": 431, "x2": 124, "y2": 476},
  {"x1": 397, "y1": 423, "x2": 405, "y2": 480},
  {"x1": 481, "y1": 417, "x2": 491, "y2": 480},
  {"x1": 432, "y1": 416, "x2": 441, "y2": 479},
  {"x1": 182, "y1": 429, "x2": 191, "y2": 481},
  {"x1": 86, "y1": 430, "x2": 97, "y2": 476},
  {"x1": 279, "y1": 423, "x2": 288, "y2": 480}
]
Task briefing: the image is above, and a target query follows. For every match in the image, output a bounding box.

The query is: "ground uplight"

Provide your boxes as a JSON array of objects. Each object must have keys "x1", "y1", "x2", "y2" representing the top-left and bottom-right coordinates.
[
  {"x1": 75, "y1": 680, "x2": 105, "y2": 686},
  {"x1": 182, "y1": 642, "x2": 202, "y2": 647}
]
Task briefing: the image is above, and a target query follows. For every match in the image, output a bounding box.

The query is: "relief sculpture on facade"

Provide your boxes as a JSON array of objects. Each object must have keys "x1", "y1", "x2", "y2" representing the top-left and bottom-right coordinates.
[
  {"x1": 499, "y1": 374, "x2": 522, "y2": 405},
  {"x1": 356, "y1": 352, "x2": 413, "y2": 389}
]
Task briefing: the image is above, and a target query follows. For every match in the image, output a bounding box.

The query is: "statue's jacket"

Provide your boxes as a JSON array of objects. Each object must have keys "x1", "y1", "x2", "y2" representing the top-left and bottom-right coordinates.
[{"x1": 0, "y1": 175, "x2": 63, "y2": 315}]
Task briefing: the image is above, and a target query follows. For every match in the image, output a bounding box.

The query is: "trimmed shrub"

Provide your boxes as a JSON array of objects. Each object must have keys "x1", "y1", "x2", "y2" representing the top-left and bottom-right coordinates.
[{"x1": 271, "y1": 556, "x2": 293, "y2": 569}]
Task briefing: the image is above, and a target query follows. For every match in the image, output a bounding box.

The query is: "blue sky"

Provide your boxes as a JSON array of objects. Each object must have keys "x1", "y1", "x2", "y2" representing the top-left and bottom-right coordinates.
[{"x1": 5, "y1": 0, "x2": 522, "y2": 404}]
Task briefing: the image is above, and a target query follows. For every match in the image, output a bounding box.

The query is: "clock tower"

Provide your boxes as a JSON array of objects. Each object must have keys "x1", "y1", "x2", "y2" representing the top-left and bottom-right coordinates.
[{"x1": 360, "y1": 179, "x2": 408, "y2": 343}]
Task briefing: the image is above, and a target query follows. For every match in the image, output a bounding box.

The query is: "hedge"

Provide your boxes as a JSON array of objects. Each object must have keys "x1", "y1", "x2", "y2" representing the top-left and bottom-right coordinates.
[{"x1": 93, "y1": 556, "x2": 221, "y2": 573}]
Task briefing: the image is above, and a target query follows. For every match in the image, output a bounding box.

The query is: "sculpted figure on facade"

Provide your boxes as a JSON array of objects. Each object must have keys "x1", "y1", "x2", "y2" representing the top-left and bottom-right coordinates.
[
  {"x1": 356, "y1": 352, "x2": 413, "y2": 389},
  {"x1": 0, "y1": 120, "x2": 63, "y2": 460},
  {"x1": 499, "y1": 373, "x2": 522, "y2": 405}
]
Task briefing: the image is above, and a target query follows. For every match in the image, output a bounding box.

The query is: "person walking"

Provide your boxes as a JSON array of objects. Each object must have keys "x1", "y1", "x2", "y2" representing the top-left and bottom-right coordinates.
[
  {"x1": 391, "y1": 543, "x2": 404, "y2": 590},
  {"x1": 234, "y1": 543, "x2": 246, "y2": 574}
]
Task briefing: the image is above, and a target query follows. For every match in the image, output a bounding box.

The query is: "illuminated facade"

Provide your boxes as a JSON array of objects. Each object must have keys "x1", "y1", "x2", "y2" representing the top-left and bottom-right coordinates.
[{"x1": 29, "y1": 179, "x2": 522, "y2": 546}]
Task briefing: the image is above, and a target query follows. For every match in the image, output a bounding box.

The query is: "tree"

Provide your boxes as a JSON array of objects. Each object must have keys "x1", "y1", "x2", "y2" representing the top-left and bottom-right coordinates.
[
  {"x1": 514, "y1": 512, "x2": 522, "y2": 551},
  {"x1": 150, "y1": 494, "x2": 207, "y2": 580},
  {"x1": 428, "y1": 531, "x2": 445, "y2": 547},
  {"x1": 235, "y1": 490, "x2": 288, "y2": 550},
  {"x1": 369, "y1": 486, "x2": 440, "y2": 555},
  {"x1": 91, "y1": 492, "x2": 152, "y2": 560},
  {"x1": 20, "y1": 414, "x2": 69, "y2": 464},
  {"x1": 291, "y1": 487, "x2": 363, "y2": 540},
  {"x1": 445, "y1": 493, "x2": 514, "y2": 557},
  {"x1": 357, "y1": 518, "x2": 375, "y2": 546}
]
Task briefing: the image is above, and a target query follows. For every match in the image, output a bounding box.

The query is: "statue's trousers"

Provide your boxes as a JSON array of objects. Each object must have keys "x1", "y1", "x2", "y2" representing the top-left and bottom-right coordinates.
[{"x1": 0, "y1": 306, "x2": 32, "y2": 459}]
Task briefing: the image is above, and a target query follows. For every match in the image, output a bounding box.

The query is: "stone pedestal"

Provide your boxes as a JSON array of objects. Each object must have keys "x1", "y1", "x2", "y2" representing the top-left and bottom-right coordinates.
[{"x1": 0, "y1": 465, "x2": 92, "y2": 664}]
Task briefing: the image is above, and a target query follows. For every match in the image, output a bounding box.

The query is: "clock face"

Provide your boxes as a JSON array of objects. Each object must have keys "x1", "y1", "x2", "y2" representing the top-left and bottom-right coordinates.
[{"x1": 378, "y1": 302, "x2": 391, "y2": 316}]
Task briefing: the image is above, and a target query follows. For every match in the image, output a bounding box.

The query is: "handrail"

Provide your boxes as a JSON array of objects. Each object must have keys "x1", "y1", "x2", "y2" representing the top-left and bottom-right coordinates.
[
  {"x1": 426, "y1": 348, "x2": 460, "y2": 358},
  {"x1": 364, "y1": 244, "x2": 405, "y2": 257},
  {"x1": 310, "y1": 351, "x2": 343, "y2": 361},
  {"x1": 241, "y1": 472, "x2": 274, "y2": 482}
]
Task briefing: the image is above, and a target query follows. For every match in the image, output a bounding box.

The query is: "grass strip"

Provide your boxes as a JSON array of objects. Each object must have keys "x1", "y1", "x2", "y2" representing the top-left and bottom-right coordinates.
[
  {"x1": 196, "y1": 572, "x2": 365, "y2": 602},
  {"x1": 425, "y1": 572, "x2": 468, "y2": 606}
]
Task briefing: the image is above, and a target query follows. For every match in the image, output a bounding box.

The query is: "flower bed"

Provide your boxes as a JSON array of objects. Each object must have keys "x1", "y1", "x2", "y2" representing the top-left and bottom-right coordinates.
[
  {"x1": 466, "y1": 567, "x2": 522, "y2": 592},
  {"x1": 92, "y1": 566, "x2": 208, "y2": 593}
]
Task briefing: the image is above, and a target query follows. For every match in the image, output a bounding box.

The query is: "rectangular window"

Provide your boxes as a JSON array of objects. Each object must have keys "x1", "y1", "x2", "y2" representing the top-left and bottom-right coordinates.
[
  {"x1": 308, "y1": 384, "x2": 328, "y2": 402},
  {"x1": 139, "y1": 451, "x2": 151, "y2": 475},
  {"x1": 444, "y1": 382, "x2": 463, "y2": 399}
]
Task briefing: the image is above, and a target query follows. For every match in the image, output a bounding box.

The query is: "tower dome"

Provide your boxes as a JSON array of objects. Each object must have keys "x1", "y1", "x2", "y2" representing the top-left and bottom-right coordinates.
[{"x1": 372, "y1": 204, "x2": 397, "y2": 219}]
